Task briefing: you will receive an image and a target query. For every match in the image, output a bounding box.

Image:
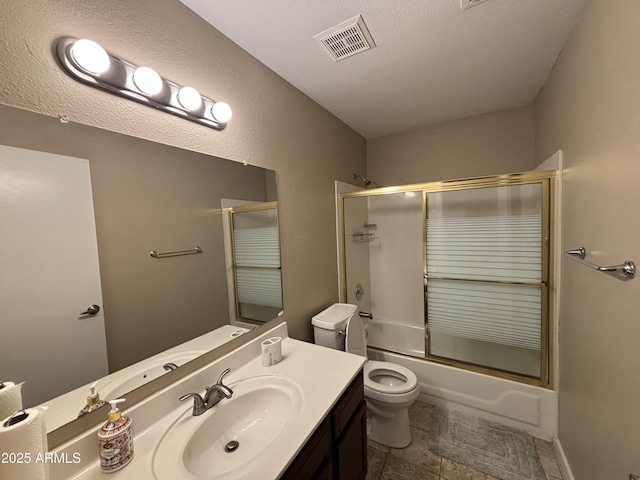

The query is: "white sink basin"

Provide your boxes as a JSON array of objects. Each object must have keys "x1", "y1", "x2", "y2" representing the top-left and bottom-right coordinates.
[
  {"x1": 152, "y1": 375, "x2": 303, "y2": 480},
  {"x1": 98, "y1": 351, "x2": 202, "y2": 400}
]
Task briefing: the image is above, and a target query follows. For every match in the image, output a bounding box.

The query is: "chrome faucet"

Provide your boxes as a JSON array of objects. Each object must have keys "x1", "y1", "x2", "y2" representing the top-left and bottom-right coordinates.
[{"x1": 179, "y1": 368, "x2": 233, "y2": 416}]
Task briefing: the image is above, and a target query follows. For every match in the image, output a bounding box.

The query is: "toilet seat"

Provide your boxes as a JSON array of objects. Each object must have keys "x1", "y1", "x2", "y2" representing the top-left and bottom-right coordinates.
[
  {"x1": 364, "y1": 360, "x2": 418, "y2": 395},
  {"x1": 345, "y1": 314, "x2": 418, "y2": 396},
  {"x1": 344, "y1": 311, "x2": 367, "y2": 358}
]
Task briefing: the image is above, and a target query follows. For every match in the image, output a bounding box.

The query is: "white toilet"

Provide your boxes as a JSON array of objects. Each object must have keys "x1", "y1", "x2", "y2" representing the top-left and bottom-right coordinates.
[{"x1": 312, "y1": 303, "x2": 419, "y2": 448}]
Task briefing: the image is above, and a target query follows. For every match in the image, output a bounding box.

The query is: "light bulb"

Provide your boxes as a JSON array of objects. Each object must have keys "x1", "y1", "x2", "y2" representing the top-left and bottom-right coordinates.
[
  {"x1": 211, "y1": 101, "x2": 232, "y2": 123},
  {"x1": 177, "y1": 86, "x2": 203, "y2": 111},
  {"x1": 70, "y1": 39, "x2": 110, "y2": 75},
  {"x1": 133, "y1": 67, "x2": 163, "y2": 96}
]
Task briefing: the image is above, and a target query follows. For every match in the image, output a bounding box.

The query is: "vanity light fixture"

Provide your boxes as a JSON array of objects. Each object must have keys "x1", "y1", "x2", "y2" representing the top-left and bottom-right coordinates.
[
  {"x1": 132, "y1": 66, "x2": 164, "y2": 96},
  {"x1": 56, "y1": 37, "x2": 231, "y2": 130},
  {"x1": 211, "y1": 101, "x2": 232, "y2": 123},
  {"x1": 177, "y1": 86, "x2": 203, "y2": 112},
  {"x1": 70, "y1": 39, "x2": 110, "y2": 75}
]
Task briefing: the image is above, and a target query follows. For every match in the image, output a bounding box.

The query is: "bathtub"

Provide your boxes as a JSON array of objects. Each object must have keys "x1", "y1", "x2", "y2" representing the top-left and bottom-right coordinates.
[
  {"x1": 366, "y1": 319, "x2": 425, "y2": 357},
  {"x1": 367, "y1": 347, "x2": 558, "y2": 440}
]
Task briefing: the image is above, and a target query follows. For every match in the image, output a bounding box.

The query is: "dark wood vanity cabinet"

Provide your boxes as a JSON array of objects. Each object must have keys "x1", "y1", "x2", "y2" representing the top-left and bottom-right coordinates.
[
  {"x1": 332, "y1": 374, "x2": 367, "y2": 480},
  {"x1": 280, "y1": 372, "x2": 367, "y2": 480}
]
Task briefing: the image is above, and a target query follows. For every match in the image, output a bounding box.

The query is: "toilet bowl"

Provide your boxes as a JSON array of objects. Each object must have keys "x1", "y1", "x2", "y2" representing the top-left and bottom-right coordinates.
[
  {"x1": 363, "y1": 360, "x2": 419, "y2": 447},
  {"x1": 312, "y1": 303, "x2": 419, "y2": 448}
]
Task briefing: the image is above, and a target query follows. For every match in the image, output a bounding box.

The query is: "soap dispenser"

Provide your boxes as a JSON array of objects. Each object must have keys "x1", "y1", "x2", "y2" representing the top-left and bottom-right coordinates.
[
  {"x1": 78, "y1": 381, "x2": 107, "y2": 417},
  {"x1": 98, "y1": 398, "x2": 134, "y2": 473}
]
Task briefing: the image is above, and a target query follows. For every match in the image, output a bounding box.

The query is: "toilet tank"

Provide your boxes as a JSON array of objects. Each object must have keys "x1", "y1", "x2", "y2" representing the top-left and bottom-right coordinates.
[{"x1": 311, "y1": 303, "x2": 357, "y2": 351}]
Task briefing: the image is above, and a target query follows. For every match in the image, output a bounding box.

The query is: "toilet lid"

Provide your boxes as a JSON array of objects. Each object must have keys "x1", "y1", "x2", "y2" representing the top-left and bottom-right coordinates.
[
  {"x1": 364, "y1": 360, "x2": 418, "y2": 394},
  {"x1": 345, "y1": 312, "x2": 367, "y2": 358}
]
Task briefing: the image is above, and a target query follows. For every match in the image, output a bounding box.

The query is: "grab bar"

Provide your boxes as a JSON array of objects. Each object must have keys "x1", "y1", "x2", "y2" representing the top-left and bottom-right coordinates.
[
  {"x1": 150, "y1": 246, "x2": 202, "y2": 258},
  {"x1": 564, "y1": 246, "x2": 635, "y2": 280}
]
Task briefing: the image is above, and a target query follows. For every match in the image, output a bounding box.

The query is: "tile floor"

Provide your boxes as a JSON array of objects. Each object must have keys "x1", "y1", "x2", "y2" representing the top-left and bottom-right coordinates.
[{"x1": 365, "y1": 401, "x2": 564, "y2": 480}]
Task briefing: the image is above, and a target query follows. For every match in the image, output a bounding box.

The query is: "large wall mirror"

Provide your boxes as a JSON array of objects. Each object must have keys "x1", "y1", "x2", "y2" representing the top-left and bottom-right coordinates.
[{"x1": 0, "y1": 104, "x2": 282, "y2": 434}]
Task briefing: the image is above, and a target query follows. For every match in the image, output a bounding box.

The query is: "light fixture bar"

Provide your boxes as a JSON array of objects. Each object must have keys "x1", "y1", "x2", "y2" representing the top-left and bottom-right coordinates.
[{"x1": 56, "y1": 37, "x2": 231, "y2": 130}]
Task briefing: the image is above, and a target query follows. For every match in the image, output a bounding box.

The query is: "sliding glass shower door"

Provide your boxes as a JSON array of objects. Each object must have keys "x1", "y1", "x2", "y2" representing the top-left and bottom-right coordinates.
[
  {"x1": 425, "y1": 183, "x2": 547, "y2": 378},
  {"x1": 229, "y1": 202, "x2": 282, "y2": 323},
  {"x1": 339, "y1": 170, "x2": 553, "y2": 386},
  {"x1": 342, "y1": 190, "x2": 426, "y2": 356}
]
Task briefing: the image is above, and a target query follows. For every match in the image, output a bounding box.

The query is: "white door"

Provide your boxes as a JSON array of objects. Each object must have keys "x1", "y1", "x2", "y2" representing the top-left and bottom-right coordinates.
[{"x1": 0, "y1": 145, "x2": 108, "y2": 408}]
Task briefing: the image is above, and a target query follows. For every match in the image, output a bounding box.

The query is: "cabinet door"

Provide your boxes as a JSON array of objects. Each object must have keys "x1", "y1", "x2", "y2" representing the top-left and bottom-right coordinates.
[
  {"x1": 313, "y1": 458, "x2": 333, "y2": 480},
  {"x1": 335, "y1": 401, "x2": 367, "y2": 480},
  {"x1": 333, "y1": 374, "x2": 364, "y2": 439},
  {"x1": 280, "y1": 420, "x2": 332, "y2": 480}
]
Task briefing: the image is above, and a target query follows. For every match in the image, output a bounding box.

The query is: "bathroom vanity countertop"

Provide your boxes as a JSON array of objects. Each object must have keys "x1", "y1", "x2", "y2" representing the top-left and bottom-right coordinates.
[
  {"x1": 44, "y1": 324, "x2": 251, "y2": 433},
  {"x1": 50, "y1": 323, "x2": 365, "y2": 480}
]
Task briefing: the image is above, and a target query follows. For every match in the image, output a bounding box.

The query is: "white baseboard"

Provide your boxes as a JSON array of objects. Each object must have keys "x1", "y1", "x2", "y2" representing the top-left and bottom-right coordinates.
[{"x1": 553, "y1": 438, "x2": 575, "y2": 480}]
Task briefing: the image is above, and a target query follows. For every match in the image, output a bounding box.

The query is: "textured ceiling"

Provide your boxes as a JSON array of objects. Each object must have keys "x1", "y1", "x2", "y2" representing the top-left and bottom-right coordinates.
[{"x1": 180, "y1": 0, "x2": 586, "y2": 138}]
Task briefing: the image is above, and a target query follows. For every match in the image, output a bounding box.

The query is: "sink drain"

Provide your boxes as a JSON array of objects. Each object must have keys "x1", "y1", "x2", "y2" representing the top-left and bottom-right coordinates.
[{"x1": 225, "y1": 440, "x2": 239, "y2": 453}]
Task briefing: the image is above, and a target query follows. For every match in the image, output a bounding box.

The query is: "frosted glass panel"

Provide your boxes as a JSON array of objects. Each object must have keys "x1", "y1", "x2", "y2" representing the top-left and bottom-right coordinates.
[
  {"x1": 233, "y1": 226, "x2": 280, "y2": 267},
  {"x1": 426, "y1": 184, "x2": 544, "y2": 377},
  {"x1": 236, "y1": 269, "x2": 282, "y2": 307},
  {"x1": 427, "y1": 184, "x2": 542, "y2": 282},
  {"x1": 232, "y1": 206, "x2": 282, "y2": 322},
  {"x1": 428, "y1": 280, "x2": 541, "y2": 350},
  {"x1": 427, "y1": 215, "x2": 541, "y2": 281}
]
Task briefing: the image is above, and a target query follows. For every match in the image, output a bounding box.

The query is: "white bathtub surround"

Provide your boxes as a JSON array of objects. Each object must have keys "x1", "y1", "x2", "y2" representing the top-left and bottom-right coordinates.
[
  {"x1": 365, "y1": 320, "x2": 424, "y2": 357},
  {"x1": 368, "y1": 349, "x2": 557, "y2": 440},
  {"x1": 339, "y1": 187, "x2": 425, "y2": 357},
  {"x1": 49, "y1": 322, "x2": 365, "y2": 479},
  {"x1": 366, "y1": 192, "x2": 424, "y2": 334}
]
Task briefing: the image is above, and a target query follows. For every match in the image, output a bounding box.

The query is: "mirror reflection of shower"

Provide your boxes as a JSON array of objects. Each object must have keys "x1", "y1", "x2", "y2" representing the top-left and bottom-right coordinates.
[{"x1": 353, "y1": 173, "x2": 376, "y2": 188}]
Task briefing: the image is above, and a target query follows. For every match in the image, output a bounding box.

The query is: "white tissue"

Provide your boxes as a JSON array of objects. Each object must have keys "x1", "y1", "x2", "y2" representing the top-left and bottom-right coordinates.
[
  {"x1": 261, "y1": 337, "x2": 282, "y2": 367},
  {"x1": 0, "y1": 381, "x2": 23, "y2": 421},
  {"x1": 0, "y1": 406, "x2": 50, "y2": 480}
]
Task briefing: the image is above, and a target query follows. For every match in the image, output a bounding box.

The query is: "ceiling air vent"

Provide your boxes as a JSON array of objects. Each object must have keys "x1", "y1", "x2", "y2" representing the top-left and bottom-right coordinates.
[{"x1": 313, "y1": 15, "x2": 376, "y2": 62}]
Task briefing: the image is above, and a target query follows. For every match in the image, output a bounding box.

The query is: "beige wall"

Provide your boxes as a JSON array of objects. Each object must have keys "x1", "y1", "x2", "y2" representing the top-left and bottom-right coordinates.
[
  {"x1": 535, "y1": 0, "x2": 640, "y2": 478},
  {"x1": 366, "y1": 105, "x2": 535, "y2": 186},
  {"x1": 0, "y1": 0, "x2": 366, "y2": 344}
]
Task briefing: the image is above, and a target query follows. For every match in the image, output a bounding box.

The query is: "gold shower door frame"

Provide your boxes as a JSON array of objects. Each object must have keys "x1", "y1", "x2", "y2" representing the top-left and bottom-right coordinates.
[
  {"x1": 227, "y1": 201, "x2": 282, "y2": 326},
  {"x1": 339, "y1": 170, "x2": 555, "y2": 388}
]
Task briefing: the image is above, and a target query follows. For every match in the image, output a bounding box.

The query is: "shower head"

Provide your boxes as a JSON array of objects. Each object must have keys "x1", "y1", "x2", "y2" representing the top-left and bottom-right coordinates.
[{"x1": 353, "y1": 173, "x2": 372, "y2": 187}]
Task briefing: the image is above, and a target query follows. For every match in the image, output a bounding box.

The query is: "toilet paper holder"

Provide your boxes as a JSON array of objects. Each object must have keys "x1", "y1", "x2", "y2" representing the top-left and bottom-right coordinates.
[{"x1": 3, "y1": 410, "x2": 29, "y2": 427}]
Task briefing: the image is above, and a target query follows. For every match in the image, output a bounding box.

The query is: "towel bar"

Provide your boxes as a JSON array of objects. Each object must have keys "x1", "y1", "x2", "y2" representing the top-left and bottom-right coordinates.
[
  {"x1": 150, "y1": 246, "x2": 202, "y2": 258},
  {"x1": 564, "y1": 246, "x2": 635, "y2": 280}
]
